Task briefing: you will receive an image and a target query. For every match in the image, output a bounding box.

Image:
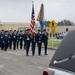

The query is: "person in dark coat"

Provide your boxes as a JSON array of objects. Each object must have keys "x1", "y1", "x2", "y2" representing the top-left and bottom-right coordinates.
[
  {"x1": 8, "y1": 30, "x2": 13, "y2": 49},
  {"x1": 19, "y1": 31, "x2": 23, "y2": 49},
  {"x1": 0, "y1": 30, "x2": 5, "y2": 50},
  {"x1": 16, "y1": 31, "x2": 19, "y2": 49},
  {"x1": 4, "y1": 31, "x2": 8, "y2": 51},
  {"x1": 12, "y1": 30, "x2": 17, "y2": 50},
  {"x1": 25, "y1": 29, "x2": 31, "y2": 56},
  {"x1": 42, "y1": 29, "x2": 48, "y2": 55},
  {"x1": 36, "y1": 30, "x2": 42, "y2": 56},
  {"x1": 23, "y1": 30, "x2": 27, "y2": 50},
  {"x1": 31, "y1": 31, "x2": 37, "y2": 56},
  {"x1": 0, "y1": 30, "x2": 2, "y2": 49}
]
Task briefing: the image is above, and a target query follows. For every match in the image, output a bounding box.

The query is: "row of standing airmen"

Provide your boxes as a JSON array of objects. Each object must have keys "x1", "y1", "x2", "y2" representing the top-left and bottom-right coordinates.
[{"x1": 0, "y1": 29, "x2": 48, "y2": 56}]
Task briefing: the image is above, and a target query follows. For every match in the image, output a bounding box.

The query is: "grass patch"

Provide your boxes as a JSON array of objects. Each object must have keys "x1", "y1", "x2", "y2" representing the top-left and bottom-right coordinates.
[{"x1": 48, "y1": 39, "x2": 61, "y2": 48}]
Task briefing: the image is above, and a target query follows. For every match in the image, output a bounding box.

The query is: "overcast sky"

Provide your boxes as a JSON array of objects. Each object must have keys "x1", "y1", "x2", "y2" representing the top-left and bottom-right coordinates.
[{"x1": 0, "y1": 0, "x2": 75, "y2": 23}]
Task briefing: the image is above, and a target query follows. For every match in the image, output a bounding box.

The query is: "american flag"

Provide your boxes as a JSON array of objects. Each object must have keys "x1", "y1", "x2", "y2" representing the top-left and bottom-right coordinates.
[{"x1": 30, "y1": 2, "x2": 35, "y2": 38}]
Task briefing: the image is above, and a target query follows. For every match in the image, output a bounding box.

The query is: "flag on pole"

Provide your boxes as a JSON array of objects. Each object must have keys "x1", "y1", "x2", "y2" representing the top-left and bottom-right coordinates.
[
  {"x1": 30, "y1": 1, "x2": 35, "y2": 38},
  {"x1": 36, "y1": 3, "x2": 44, "y2": 29}
]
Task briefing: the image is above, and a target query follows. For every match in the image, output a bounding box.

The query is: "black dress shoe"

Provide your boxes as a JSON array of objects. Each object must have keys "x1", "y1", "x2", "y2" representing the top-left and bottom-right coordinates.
[
  {"x1": 38, "y1": 54, "x2": 41, "y2": 56},
  {"x1": 45, "y1": 54, "x2": 48, "y2": 55},
  {"x1": 26, "y1": 54, "x2": 29, "y2": 56},
  {"x1": 32, "y1": 54, "x2": 35, "y2": 56}
]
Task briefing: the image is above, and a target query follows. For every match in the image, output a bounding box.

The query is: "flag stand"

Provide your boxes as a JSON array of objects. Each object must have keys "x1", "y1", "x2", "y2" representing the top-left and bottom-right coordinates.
[{"x1": 51, "y1": 34, "x2": 53, "y2": 48}]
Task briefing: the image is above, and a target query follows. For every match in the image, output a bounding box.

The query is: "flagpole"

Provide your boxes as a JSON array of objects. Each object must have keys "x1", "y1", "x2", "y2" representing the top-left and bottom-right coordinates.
[
  {"x1": 36, "y1": 3, "x2": 44, "y2": 30},
  {"x1": 30, "y1": 1, "x2": 35, "y2": 38}
]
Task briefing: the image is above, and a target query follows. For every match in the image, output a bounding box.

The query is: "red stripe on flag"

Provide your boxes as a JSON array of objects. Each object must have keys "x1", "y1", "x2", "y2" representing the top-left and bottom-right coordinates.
[{"x1": 30, "y1": 2, "x2": 35, "y2": 38}]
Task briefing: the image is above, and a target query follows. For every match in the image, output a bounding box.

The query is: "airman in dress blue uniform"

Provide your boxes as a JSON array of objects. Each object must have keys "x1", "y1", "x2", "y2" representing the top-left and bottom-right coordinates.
[
  {"x1": 23, "y1": 30, "x2": 27, "y2": 50},
  {"x1": 0, "y1": 30, "x2": 1, "y2": 49},
  {"x1": 8, "y1": 30, "x2": 13, "y2": 49},
  {"x1": 31, "y1": 32, "x2": 37, "y2": 56},
  {"x1": 0, "y1": 30, "x2": 5, "y2": 50},
  {"x1": 42, "y1": 29, "x2": 48, "y2": 55},
  {"x1": 25, "y1": 29, "x2": 31, "y2": 56},
  {"x1": 19, "y1": 31, "x2": 23, "y2": 49},
  {"x1": 12, "y1": 30, "x2": 17, "y2": 50},
  {"x1": 16, "y1": 31, "x2": 19, "y2": 49},
  {"x1": 36, "y1": 30, "x2": 42, "y2": 56},
  {"x1": 4, "y1": 31, "x2": 8, "y2": 51}
]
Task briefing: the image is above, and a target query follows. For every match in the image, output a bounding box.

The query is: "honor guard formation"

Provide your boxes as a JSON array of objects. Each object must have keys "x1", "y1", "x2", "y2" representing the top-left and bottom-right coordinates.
[{"x1": 0, "y1": 29, "x2": 48, "y2": 56}]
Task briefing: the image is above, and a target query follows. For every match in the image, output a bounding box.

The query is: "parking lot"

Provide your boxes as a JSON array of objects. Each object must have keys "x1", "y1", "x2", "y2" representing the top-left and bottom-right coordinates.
[{"x1": 0, "y1": 47, "x2": 55, "y2": 75}]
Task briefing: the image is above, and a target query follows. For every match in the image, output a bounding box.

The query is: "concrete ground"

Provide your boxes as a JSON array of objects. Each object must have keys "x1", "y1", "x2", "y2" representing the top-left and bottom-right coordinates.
[{"x1": 0, "y1": 47, "x2": 55, "y2": 75}]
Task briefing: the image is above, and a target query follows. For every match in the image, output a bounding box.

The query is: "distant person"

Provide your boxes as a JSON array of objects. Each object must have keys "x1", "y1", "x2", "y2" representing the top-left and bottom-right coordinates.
[
  {"x1": 19, "y1": 31, "x2": 23, "y2": 49},
  {"x1": 12, "y1": 30, "x2": 17, "y2": 50},
  {"x1": 16, "y1": 31, "x2": 19, "y2": 49},
  {"x1": 23, "y1": 30, "x2": 27, "y2": 50},
  {"x1": 4, "y1": 31, "x2": 8, "y2": 51},
  {"x1": 0, "y1": 30, "x2": 5, "y2": 50}
]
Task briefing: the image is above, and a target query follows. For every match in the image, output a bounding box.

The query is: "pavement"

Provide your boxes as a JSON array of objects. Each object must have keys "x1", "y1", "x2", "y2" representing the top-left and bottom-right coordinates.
[{"x1": 0, "y1": 47, "x2": 55, "y2": 75}]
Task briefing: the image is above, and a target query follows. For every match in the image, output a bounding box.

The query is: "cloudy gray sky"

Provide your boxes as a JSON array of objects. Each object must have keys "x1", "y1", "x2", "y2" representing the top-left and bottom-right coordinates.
[{"x1": 0, "y1": 0, "x2": 75, "y2": 23}]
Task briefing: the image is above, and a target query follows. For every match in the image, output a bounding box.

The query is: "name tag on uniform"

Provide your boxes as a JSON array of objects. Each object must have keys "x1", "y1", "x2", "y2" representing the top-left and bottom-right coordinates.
[
  {"x1": 3, "y1": 41, "x2": 4, "y2": 43},
  {"x1": 1, "y1": 36, "x2": 3, "y2": 38},
  {"x1": 14, "y1": 36, "x2": 15, "y2": 38},
  {"x1": 9, "y1": 37, "x2": 10, "y2": 38},
  {"x1": 5, "y1": 35, "x2": 7, "y2": 36},
  {"x1": 39, "y1": 41, "x2": 41, "y2": 43},
  {"x1": 27, "y1": 38, "x2": 29, "y2": 40},
  {"x1": 33, "y1": 40, "x2": 35, "y2": 42}
]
